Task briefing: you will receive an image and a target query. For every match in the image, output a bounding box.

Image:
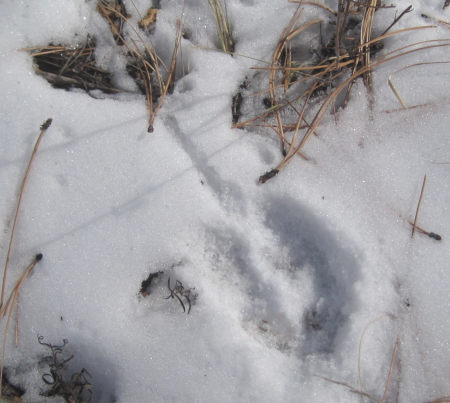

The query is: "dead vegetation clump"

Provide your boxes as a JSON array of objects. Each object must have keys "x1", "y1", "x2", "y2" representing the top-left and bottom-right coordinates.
[
  {"x1": 27, "y1": 0, "x2": 182, "y2": 132},
  {"x1": 232, "y1": 0, "x2": 450, "y2": 183},
  {"x1": 38, "y1": 336, "x2": 92, "y2": 403},
  {"x1": 1, "y1": 372, "x2": 24, "y2": 401},
  {"x1": 29, "y1": 37, "x2": 121, "y2": 95}
]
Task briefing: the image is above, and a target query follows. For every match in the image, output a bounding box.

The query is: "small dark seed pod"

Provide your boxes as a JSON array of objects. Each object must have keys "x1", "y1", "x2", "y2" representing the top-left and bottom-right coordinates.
[
  {"x1": 259, "y1": 169, "x2": 279, "y2": 184},
  {"x1": 428, "y1": 232, "x2": 442, "y2": 241},
  {"x1": 40, "y1": 118, "x2": 53, "y2": 131}
]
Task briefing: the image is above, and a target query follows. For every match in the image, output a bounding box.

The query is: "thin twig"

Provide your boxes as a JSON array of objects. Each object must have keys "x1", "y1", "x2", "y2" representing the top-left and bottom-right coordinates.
[
  {"x1": 315, "y1": 375, "x2": 378, "y2": 401},
  {"x1": 380, "y1": 5, "x2": 413, "y2": 37}
]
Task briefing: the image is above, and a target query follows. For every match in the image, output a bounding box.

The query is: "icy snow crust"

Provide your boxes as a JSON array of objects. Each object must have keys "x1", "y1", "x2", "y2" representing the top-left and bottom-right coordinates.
[{"x1": 0, "y1": 0, "x2": 449, "y2": 402}]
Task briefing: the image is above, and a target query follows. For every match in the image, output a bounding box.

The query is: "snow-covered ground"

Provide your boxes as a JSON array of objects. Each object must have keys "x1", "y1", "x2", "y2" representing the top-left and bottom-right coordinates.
[{"x1": 0, "y1": 1, "x2": 449, "y2": 402}]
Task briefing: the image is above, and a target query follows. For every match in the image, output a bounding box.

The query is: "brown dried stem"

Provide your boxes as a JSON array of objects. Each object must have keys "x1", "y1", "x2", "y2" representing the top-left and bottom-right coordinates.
[{"x1": 380, "y1": 337, "x2": 399, "y2": 403}]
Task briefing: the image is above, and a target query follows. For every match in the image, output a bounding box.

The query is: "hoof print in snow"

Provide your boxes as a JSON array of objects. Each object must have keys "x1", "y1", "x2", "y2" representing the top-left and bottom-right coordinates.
[
  {"x1": 246, "y1": 319, "x2": 294, "y2": 352},
  {"x1": 205, "y1": 226, "x2": 300, "y2": 351},
  {"x1": 264, "y1": 196, "x2": 360, "y2": 356}
]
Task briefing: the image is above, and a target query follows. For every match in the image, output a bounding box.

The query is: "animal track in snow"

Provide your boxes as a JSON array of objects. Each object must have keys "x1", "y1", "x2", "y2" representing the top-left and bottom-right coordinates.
[
  {"x1": 203, "y1": 194, "x2": 361, "y2": 357},
  {"x1": 263, "y1": 195, "x2": 361, "y2": 356}
]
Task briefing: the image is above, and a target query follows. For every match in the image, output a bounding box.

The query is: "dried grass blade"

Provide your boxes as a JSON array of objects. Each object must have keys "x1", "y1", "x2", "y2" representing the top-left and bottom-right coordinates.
[
  {"x1": 380, "y1": 5, "x2": 413, "y2": 36},
  {"x1": 388, "y1": 60, "x2": 450, "y2": 109},
  {"x1": 388, "y1": 75, "x2": 408, "y2": 109}
]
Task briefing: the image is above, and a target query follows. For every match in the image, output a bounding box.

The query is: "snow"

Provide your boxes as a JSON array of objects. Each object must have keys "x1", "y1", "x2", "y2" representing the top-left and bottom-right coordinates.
[{"x1": 0, "y1": 0, "x2": 449, "y2": 402}]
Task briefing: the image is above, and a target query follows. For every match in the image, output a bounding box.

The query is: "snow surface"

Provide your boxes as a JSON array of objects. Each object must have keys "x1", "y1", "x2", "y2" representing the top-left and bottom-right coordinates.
[{"x1": 0, "y1": 0, "x2": 449, "y2": 402}]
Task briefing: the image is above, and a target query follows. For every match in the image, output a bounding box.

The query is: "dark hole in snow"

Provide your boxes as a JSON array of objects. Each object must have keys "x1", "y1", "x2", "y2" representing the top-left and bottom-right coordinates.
[
  {"x1": 139, "y1": 270, "x2": 163, "y2": 296},
  {"x1": 31, "y1": 37, "x2": 121, "y2": 95}
]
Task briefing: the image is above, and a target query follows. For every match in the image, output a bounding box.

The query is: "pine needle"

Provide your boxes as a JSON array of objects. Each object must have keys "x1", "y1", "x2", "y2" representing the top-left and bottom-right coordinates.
[
  {"x1": 0, "y1": 254, "x2": 43, "y2": 398},
  {"x1": 381, "y1": 337, "x2": 399, "y2": 403},
  {"x1": 411, "y1": 175, "x2": 427, "y2": 238},
  {"x1": 1, "y1": 119, "x2": 52, "y2": 309}
]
